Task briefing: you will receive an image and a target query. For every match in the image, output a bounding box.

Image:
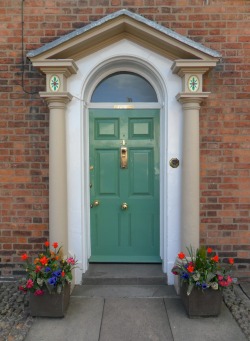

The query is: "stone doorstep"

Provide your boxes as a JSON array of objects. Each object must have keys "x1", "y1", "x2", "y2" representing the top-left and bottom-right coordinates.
[
  {"x1": 82, "y1": 263, "x2": 167, "y2": 286},
  {"x1": 72, "y1": 284, "x2": 178, "y2": 299}
]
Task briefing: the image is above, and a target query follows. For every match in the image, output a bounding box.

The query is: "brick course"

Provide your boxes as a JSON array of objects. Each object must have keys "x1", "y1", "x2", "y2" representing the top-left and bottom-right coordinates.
[{"x1": 0, "y1": 0, "x2": 249, "y2": 278}]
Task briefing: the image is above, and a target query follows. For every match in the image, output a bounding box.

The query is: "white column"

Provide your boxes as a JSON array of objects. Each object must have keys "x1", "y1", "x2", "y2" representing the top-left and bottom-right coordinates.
[
  {"x1": 178, "y1": 97, "x2": 203, "y2": 252},
  {"x1": 41, "y1": 95, "x2": 72, "y2": 254}
]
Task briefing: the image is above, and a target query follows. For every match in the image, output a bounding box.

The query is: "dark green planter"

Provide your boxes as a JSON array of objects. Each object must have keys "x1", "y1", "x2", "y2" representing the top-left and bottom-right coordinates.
[
  {"x1": 180, "y1": 283, "x2": 222, "y2": 318},
  {"x1": 29, "y1": 284, "x2": 70, "y2": 317}
]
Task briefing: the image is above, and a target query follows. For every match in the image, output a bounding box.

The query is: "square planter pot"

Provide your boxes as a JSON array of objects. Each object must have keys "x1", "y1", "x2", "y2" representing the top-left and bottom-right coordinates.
[
  {"x1": 29, "y1": 284, "x2": 70, "y2": 317},
  {"x1": 180, "y1": 283, "x2": 222, "y2": 318}
]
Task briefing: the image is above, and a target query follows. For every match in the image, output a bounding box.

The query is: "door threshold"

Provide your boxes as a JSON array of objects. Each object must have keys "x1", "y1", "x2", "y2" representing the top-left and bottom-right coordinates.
[{"x1": 89, "y1": 256, "x2": 162, "y2": 263}]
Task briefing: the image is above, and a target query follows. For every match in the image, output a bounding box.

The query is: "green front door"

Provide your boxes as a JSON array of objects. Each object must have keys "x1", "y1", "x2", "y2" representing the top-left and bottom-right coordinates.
[{"x1": 89, "y1": 109, "x2": 160, "y2": 262}]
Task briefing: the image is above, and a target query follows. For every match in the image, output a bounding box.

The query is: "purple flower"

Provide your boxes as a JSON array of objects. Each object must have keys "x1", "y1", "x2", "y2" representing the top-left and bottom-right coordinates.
[
  {"x1": 48, "y1": 276, "x2": 57, "y2": 286},
  {"x1": 202, "y1": 282, "x2": 208, "y2": 289},
  {"x1": 45, "y1": 267, "x2": 51, "y2": 273},
  {"x1": 181, "y1": 272, "x2": 189, "y2": 279},
  {"x1": 53, "y1": 270, "x2": 62, "y2": 277}
]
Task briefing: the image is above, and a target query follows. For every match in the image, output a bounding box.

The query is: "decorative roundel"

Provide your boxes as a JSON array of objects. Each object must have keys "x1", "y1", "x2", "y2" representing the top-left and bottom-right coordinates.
[
  {"x1": 49, "y1": 75, "x2": 60, "y2": 92},
  {"x1": 188, "y1": 75, "x2": 199, "y2": 92}
]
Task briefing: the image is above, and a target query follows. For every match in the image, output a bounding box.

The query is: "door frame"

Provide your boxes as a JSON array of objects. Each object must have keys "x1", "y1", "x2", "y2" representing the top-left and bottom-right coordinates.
[
  {"x1": 81, "y1": 56, "x2": 171, "y2": 274},
  {"x1": 89, "y1": 108, "x2": 161, "y2": 262}
]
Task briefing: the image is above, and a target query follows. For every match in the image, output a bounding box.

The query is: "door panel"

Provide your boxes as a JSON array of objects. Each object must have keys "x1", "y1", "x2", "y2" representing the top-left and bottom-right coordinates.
[
  {"x1": 89, "y1": 109, "x2": 160, "y2": 263},
  {"x1": 97, "y1": 149, "x2": 119, "y2": 195},
  {"x1": 130, "y1": 148, "x2": 153, "y2": 195}
]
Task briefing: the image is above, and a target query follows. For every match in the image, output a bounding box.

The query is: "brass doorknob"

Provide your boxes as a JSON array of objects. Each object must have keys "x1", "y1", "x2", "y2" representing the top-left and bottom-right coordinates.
[
  {"x1": 121, "y1": 203, "x2": 128, "y2": 210},
  {"x1": 90, "y1": 200, "x2": 100, "y2": 208}
]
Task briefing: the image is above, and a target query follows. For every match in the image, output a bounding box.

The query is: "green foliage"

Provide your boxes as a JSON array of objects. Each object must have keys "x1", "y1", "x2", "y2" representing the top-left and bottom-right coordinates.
[
  {"x1": 19, "y1": 242, "x2": 78, "y2": 296},
  {"x1": 172, "y1": 246, "x2": 234, "y2": 295}
]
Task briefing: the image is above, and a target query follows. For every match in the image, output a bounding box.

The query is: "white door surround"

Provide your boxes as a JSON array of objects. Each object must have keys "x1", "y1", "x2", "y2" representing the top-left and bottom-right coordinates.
[{"x1": 27, "y1": 10, "x2": 220, "y2": 284}]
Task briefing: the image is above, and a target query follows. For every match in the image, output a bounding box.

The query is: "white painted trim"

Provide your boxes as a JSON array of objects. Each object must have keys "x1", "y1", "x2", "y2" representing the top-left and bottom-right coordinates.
[
  {"x1": 88, "y1": 103, "x2": 162, "y2": 109},
  {"x1": 66, "y1": 39, "x2": 182, "y2": 284}
]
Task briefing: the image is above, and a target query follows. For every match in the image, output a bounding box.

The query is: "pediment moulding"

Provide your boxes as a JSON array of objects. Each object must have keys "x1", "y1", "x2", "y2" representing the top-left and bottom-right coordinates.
[
  {"x1": 27, "y1": 10, "x2": 220, "y2": 98},
  {"x1": 27, "y1": 10, "x2": 221, "y2": 63}
]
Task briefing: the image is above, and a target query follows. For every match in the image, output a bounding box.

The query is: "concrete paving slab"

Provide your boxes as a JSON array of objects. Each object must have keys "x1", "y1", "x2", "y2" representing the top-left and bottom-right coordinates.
[
  {"x1": 25, "y1": 297, "x2": 104, "y2": 341},
  {"x1": 164, "y1": 298, "x2": 247, "y2": 341},
  {"x1": 99, "y1": 298, "x2": 173, "y2": 341},
  {"x1": 72, "y1": 284, "x2": 178, "y2": 298},
  {"x1": 240, "y1": 282, "x2": 250, "y2": 299}
]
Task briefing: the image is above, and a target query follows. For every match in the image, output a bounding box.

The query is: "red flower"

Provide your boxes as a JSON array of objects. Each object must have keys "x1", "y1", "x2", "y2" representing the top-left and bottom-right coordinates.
[
  {"x1": 207, "y1": 247, "x2": 213, "y2": 254},
  {"x1": 26, "y1": 279, "x2": 34, "y2": 289},
  {"x1": 67, "y1": 257, "x2": 76, "y2": 265},
  {"x1": 44, "y1": 241, "x2": 50, "y2": 247},
  {"x1": 187, "y1": 265, "x2": 195, "y2": 273},
  {"x1": 35, "y1": 265, "x2": 42, "y2": 273},
  {"x1": 212, "y1": 255, "x2": 219, "y2": 262},
  {"x1": 19, "y1": 285, "x2": 27, "y2": 293},
  {"x1": 52, "y1": 242, "x2": 58, "y2": 249},
  {"x1": 228, "y1": 258, "x2": 234, "y2": 265},
  {"x1": 34, "y1": 289, "x2": 44, "y2": 296},
  {"x1": 61, "y1": 271, "x2": 65, "y2": 277},
  {"x1": 40, "y1": 256, "x2": 49, "y2": 266},
  {"x1": 227, "y1": 275, "x2": 233, "y2": 285},
  {"x1": 178, "y1": 252, "x2": 185, "y2": 260},
  {"x1": 21, "y1": 253, "x2": 28, "y2": 261},
  {"x1": 218, "y1": 276, "x2": 232, "y2": 287}
]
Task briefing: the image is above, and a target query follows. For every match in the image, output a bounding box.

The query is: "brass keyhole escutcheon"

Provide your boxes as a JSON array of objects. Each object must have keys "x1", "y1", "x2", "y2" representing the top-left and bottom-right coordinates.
[
  {"x1": 120, "y1": 146, "x2": 128, "y2": 169},
  {"x1": 121, "y1": 203, "x2": 128, "y2": 210}
]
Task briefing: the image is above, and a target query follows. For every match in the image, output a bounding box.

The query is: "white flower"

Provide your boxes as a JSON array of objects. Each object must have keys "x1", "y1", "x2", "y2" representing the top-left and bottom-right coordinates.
[
  {"x1": 192, "y1": 272, "x2": 200, "y2": 281},
  {"x1": 37, "y1": 278, "x2": 44, "y2": 286},
  {"x1": 211, "y1": 282, "x2": 219, "y2": 290}
]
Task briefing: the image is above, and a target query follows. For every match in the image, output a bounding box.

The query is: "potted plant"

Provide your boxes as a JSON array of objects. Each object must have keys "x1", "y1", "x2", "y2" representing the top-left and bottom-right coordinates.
[
  {"x1": 171, "y1": 246, "x2": 234, "y2": 318},
  {"x1": 19, "y1": 241, "x2": 77, "y2": 317}
]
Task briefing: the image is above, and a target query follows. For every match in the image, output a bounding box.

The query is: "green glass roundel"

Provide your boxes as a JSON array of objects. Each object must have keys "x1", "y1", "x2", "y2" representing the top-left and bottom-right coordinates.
[
  {"x1": 49, "y1": 75, "x2": 60, "y2": 92},
  {"x1": 188, "y1": 75, "x2": 199, "y2": 92}
]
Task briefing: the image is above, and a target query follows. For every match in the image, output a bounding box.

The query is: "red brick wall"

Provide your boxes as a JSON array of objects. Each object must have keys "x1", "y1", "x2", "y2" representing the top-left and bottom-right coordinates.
[{"x1": 0, "y1": 0, "x2": 249, "y2": 278}]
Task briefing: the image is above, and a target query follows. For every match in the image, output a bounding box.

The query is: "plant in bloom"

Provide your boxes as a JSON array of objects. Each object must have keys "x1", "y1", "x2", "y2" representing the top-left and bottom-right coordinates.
[
  {"x1": 19, "y1": 241, "x2": 78, "y2": 295},
  {"x1": 171, "y1": 246, "x2": 234, "y2": 295}
]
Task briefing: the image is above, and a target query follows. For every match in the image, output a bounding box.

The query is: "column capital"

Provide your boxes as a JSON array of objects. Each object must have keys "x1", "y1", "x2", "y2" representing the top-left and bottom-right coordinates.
[
  {"x1": 32, "y1": 59, "x2": 78, "y2": 93},
  {"x1": 176, "y1": 92, "x2": 210, "y2": 109},
  {"x1": 172, "y1": 59, "x2": 217, "y2": 94},
  {"x1": 39, "y1": 92, "x2": 73, "y2": 109}
]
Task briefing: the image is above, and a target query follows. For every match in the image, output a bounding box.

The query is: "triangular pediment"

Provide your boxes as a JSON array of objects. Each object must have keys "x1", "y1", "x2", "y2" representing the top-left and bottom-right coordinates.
[{"x1": 27, "y1": 10, "x2": 220, "y2": 62}]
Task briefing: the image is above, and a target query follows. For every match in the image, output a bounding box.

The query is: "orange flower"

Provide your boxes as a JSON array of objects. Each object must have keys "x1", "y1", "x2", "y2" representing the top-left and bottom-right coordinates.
[
  {"x1": 212, "y1": 255, "x2": 219, "y2": 262},
  {"x1": 34, "y1": 258, "x2": 40, "y2": 264},
  {"x1": 44, "y1": 241, "x2": 50, "y2": 247},
  {"x1": 178, "y1": 252, "x2": 185, "y2": 260},
  {"x1": 207, "y1": 247, "x2": 213, "y2": 254},
  {"x1": 52, "y1": 242, "x2": 58, "y2": 249},
  {"x1": 229, "y1": 258, "x2": 234, "y2": 265},
  {"x1": 21, "y1": 253, "x2": 28, "y2": 261}
]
